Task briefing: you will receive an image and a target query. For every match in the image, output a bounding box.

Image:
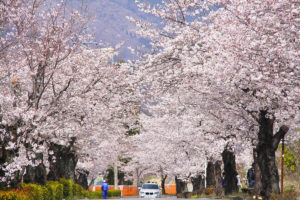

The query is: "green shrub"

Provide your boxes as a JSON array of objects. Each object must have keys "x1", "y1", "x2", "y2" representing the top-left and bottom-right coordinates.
[
  {"x1": 45, "y1": 183, "x2": 54, "y2": 200},
  {"x1": 0, "y1": 190, "x2": 30, "y2": 200},
  {"x1": 0, "y1": 191, "x2": 17, "y2": 200},
  {"x1": 81, "y1": 190, "x2": 97, "y2": 199},
  {"x1": 22, "y1": 183, "x2": 44, "y2": 200},
  {"x1": 87, "y1": 191, "x2": 102, "y2": 199},
  {"x1": 74, "y1": 184, "x2": 84, "y2": 198},
  {"x1": 45, "y1": 181, "x2": 63, "y2": 200},
  {"x1": 72, "y1": 183, "x2": 76, "y2": 198},
  {"x1": 108, "y1": 190, "x2": 121, "y2": 197},
  {"x1": 0, "y1": 181, "x2": 120, "y2": 200},
  {"x1": 55, "y1": 184, "x2": 63, "y2": 200},
  {"x1": 46, "y1": 183, "x2": 55, "y2": 200},
  {"x1": 81, "y1": 190, "x2": 90, "y2": 198},
  {"x1": 80, "y1": 189, "x2": 121, "y2": 199},
  {"x1": 42, "y1": 187, "x2": 51, "y2": 200},
  {"x1": 59, "y1": 178, "x2": 74, "y2": 200}
]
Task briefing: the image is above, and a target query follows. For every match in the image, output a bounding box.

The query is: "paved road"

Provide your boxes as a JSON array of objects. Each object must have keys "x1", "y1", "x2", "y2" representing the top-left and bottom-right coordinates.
[
  {"x1": 78, "y1": 197, "x2": 216, "y2": 200},
  {"x1": 119, "y1": 198, "x2": 215, "y2": 200},
  {"x1": 120, "y1": 198, "x2": 214, "y2": 200}
]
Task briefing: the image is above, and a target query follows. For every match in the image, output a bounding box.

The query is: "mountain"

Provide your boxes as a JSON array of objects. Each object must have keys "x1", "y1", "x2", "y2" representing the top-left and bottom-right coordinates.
[{"x1": 83, "y1": 0, "x2": 154, "y2": 60}]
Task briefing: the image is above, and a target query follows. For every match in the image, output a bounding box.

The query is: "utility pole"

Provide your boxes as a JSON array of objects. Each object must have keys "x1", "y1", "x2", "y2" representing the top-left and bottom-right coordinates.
[
  {"x1": 281, "y1": 137, "x2": 284, "y2": 194},
  {"x1": 114, "y1": 162, "x2": 118, "y2": 190}
]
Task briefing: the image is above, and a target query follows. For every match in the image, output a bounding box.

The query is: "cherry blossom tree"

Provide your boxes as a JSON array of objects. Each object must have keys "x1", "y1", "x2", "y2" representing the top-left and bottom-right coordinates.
[
  {"x1": 0, "y1": 0, "x2": 138, "y2": 187},
  {"x1": 0, "y1": 0, "x2": 90, "y2": 186},
  {"x1": 122, "y1": 106, "x2": 229, "y2": 193},
  {"x1": 130, "y1": 0, "x2": 300, "y2": 198},
  {"x1": 204, "y1": 1, "x2": 299, "y2": 197}
]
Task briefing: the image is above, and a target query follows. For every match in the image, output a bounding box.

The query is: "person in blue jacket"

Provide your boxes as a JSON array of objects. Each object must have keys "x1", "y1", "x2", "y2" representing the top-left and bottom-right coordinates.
[{"x1": 101, "y1": 180, "x2": 109, "y2": 199}]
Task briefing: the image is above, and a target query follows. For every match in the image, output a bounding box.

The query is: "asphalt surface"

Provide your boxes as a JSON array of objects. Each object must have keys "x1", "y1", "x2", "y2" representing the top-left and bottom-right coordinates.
[
  {"x1": 120, "y1": 198, "x2": 214, "y2": 200},
  {"x1": 122, "y1": 197, "x2": 213, "y2": 199},
  {"x1": 77, "y1": 196, "x2": 216, "y2": 200}
]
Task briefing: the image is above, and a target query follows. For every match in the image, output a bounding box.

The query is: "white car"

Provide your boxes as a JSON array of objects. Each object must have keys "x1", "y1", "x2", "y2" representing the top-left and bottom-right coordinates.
[{"x1": 139, "y1": 183, "x2": 161, "y2": 198}]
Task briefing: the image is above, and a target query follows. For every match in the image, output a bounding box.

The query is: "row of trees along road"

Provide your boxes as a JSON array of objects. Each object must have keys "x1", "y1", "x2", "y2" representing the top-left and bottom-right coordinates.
[
  {"x1": 0, "y1": 0, "x2": 138, "y2": 189},
  {"x1": 0, "y1": 1, "x2": 299, "y2": 200},
  {"x1": 122, "y1": 0, "x2": 299, "y2": 199}
]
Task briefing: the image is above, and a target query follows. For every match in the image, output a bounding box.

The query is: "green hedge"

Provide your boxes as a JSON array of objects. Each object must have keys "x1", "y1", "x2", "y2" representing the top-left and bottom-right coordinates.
[
  {"x1": 0, "y1": 180, "x2": 121, "y2": 200},
  {"x1": 74, "y1": 184, "x2": 84, "y2": 198},
  {"x1": 58, "y1": 178, "x2": 74, "y2": 200},
  {"x1": 82, "y1": 190, "x2": 121, "y2": 199},
  {"x1": 108, "y1": 190, "x2": 121, "y2": 197},
  {"x1": 0, "y1": 190, "x2": 30, "y2": 200},
  {"x1": 45, "y1": 181, "x2": 63, "y2": 200},
  {"x1": 86, "y1": 191, "x2": 102, "y2": 199},
  {"x1": 22, "y1": 183, "x2": 45, "y2": 200}
]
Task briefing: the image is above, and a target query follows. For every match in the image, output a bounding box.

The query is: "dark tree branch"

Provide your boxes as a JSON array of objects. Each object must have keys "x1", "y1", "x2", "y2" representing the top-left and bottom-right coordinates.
[{"x1": 272, "y1": 125, "x2": 289, "y2": 151}]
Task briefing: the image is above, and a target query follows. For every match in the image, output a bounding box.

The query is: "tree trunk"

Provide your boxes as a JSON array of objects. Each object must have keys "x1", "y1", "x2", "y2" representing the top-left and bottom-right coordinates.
[
  {"x1": 222, "y1": 148, "x2": 238, "y2": 195},
  {"x1": 118, "y1": 171, "x2": 125, "y2": 185},
  {"x1": 75, "y1": 169, "x2": 89, "y2": 190},
  {"x1": 191, "y1": 174, "x2": 204, "y2": 192},
  {"x1": 206, "y1": 161, "x2": 216, "y2": 187},
  {"x1": 23, "y1": 163, "x2": 47, "y2": 185},
  {"x1": 88, "y1": 177, "x2": 96, "y2": 187},
  {"x1": 256, "y1": 111, "x2": 289, "y2": 199},
  {"x1": 47, "y1": 139, "x2": 78, "y2": 181},
  {"x1": 253, "y1": 148, "x2": 262, "y2": 197},
  {"x1": 161, "y1": 174, "x2": 167, "y2": 195},
  {"x1": 0, "y1": 126, "x2": 20, "y2": 188},
  {"x1": 136, "y1": 168, "x2": 140, "y2": 186},
  {"x1": 175, "y1": 176, "x2": 186, "y2": 195},
  {"x1": 13, "y1": 167, "x2": 26, "y2": 189},
  {"x1": 0, "y1": 139, "x2": 17, "y2": 188},
  {"x1": 214, "y1": 160, "x2": 223, "y2": 197}
]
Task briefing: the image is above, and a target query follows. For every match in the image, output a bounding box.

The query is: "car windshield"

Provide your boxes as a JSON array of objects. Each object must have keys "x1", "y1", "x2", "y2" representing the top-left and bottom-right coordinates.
[{"x1": 142, "y1": 184, "x2": 159, "y2": 189}]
